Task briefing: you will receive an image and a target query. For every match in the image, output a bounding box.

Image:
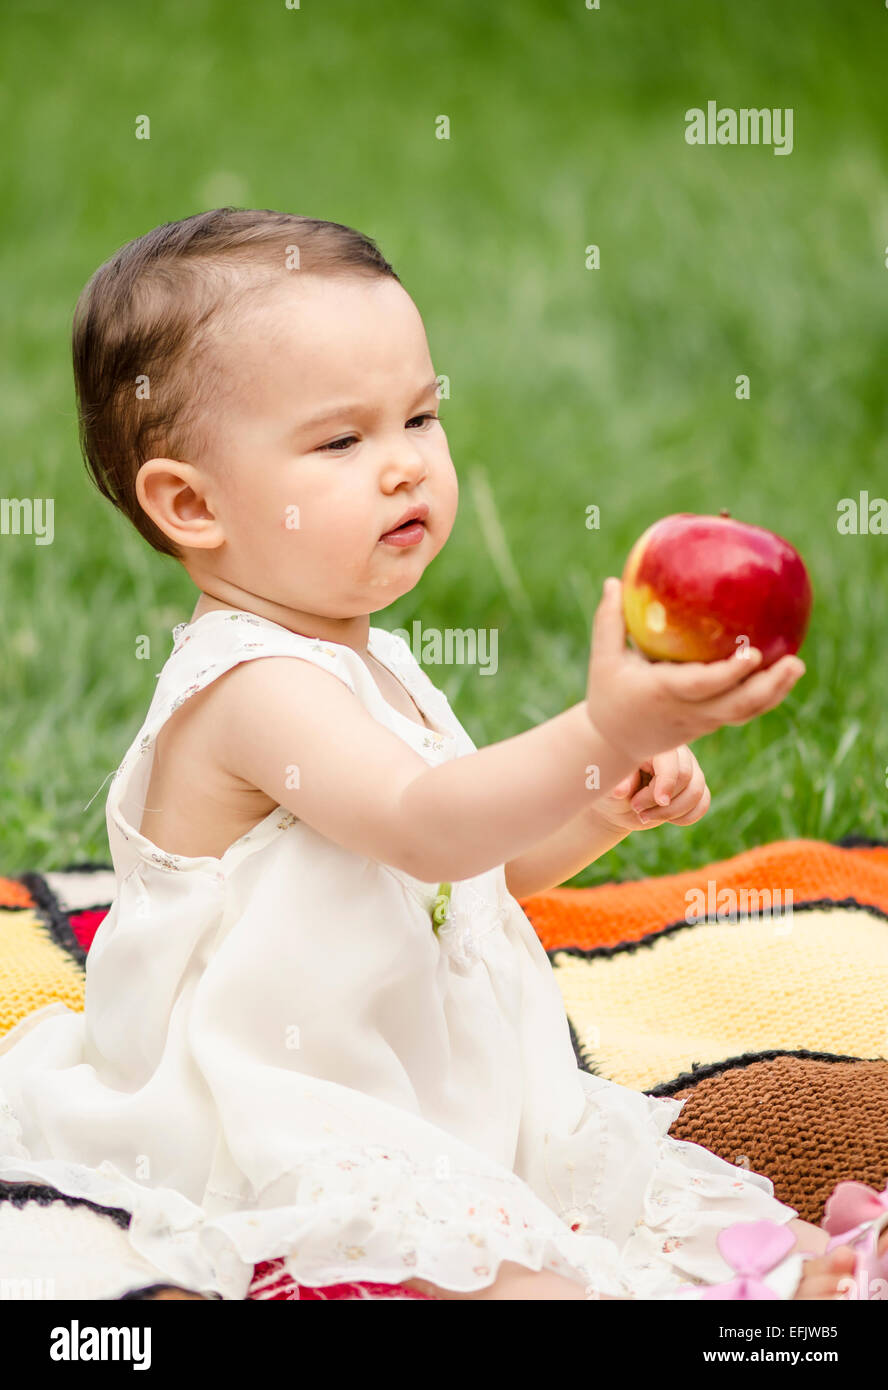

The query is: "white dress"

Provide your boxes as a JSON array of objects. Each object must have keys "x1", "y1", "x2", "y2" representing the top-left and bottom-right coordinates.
[{"x1": 0, "y1": 610, "x2": 798, "y2": 1300}]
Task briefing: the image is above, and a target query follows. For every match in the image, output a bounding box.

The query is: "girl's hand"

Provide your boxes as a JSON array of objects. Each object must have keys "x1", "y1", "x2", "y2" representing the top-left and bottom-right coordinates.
[
  {"x1": 592, "y1": 745, "x2": 711, "y2": 833},
  {"x1": 585, "y1": 577, "x2": 805, "y2": 765}
]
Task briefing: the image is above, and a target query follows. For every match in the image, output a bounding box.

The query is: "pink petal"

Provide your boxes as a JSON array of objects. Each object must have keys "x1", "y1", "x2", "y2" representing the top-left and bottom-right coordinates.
[
  {"x1": 822, "y1": 1182, "x2": 888, "y2": 1237},
  {"x1": 716, "y1": 1220, "x2": 796, "y2": 1277}
]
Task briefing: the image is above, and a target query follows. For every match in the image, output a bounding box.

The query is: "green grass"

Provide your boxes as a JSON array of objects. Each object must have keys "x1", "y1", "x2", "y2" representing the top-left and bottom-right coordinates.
[{"x1": 1, "y1": 0, "x2": 886, "y2": 882}]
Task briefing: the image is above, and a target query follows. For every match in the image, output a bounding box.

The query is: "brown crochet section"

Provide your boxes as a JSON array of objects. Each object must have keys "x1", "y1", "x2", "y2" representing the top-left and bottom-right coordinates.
[{"x1": 667, "y1": 1055, "x2": 888, "y2": 1225}]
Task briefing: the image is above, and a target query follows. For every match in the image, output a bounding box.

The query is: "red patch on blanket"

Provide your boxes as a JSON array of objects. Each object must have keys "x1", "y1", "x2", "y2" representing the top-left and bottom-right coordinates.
[{"x1": 248, "y1": 1257, "x2": 437, "y2": 1299}]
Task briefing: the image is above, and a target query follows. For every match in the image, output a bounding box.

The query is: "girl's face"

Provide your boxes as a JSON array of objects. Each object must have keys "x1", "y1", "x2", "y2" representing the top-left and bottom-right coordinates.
[{"x1": 159, "y1": 273, "x2": 458, "y2": 621}]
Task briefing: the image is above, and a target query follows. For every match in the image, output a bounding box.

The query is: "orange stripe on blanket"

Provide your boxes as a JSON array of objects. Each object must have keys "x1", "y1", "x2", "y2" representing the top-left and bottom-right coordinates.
[
  {"x1": 0, "y1": 878, "x2": 36, "y2": 909},
  {"x1": 517, "y1": 838, "x2": 888, "y2": 952}
]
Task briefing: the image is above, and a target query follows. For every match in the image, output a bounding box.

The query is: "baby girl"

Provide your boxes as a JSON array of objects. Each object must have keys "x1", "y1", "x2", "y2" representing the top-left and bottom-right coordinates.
[{"x1": 0, "y1": 208, "x2": 882, "y2": 1301}]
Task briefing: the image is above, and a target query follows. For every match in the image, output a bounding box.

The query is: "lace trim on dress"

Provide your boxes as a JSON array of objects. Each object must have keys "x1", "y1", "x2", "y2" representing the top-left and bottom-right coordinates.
[{"x1": 0, "y1": 1088, "x2": 639, "y2": 1299}]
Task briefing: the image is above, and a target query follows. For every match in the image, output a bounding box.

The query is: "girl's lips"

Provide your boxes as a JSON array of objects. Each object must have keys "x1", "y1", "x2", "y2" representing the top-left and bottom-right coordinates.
[{"x1": 379, "y1": 520, "x2": 426, "y2": 547}]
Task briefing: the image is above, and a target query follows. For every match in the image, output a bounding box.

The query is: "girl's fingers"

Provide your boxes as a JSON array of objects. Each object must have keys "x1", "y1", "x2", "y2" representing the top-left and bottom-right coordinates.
[
  {"x1": 796, "y1": 1247, "x2": 856, "y2": 1300},
  {"x1": 590, "y1": 578, "x2": 627, "y2": 661},
  {"x1": 659, "y1": 647, "x2": 764, "y2": 702},
  {"x1": 613, "y1": 766, "x2": 645, "y2": 800},
  {"x1": 673, "y1": 744, "x2": 696, "y2": 794},
  {"x1": 649, "y1": 749, "x2": 680, "y2": 807},
  {"x1": 636, "y1": 775, "x2": 709, "y2": 826},
  {"x1": 661, "y1": 783, "x2": 711, "y2": 825},
  {"x1": 705, "y1": 655, "x2": 805, "y2": 727},
  {"x1": 633, "y1": 747, "x2": 695, "y2": 813},
  {"x1": 655, "y1": 745, "x2": 696, "y2": 804},
  {"x1": 631, "y1": 785, "x2": 660, "y2": 814}
]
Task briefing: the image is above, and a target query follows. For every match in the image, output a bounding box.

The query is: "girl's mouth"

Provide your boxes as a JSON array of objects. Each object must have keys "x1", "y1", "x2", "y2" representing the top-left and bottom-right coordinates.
[{"x1": 379, "y1": 519, "x2": 427, "y2": 547}]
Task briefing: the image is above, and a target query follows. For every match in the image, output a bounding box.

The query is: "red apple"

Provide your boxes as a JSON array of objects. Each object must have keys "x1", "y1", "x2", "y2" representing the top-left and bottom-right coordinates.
[{"x1": 621, "y1": 511, "x2": 812, "y2": 668}]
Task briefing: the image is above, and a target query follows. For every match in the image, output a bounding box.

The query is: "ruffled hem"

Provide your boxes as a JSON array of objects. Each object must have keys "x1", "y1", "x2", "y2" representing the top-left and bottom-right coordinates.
[
  {"x1": 619, "y1": 1132, "x2": 800, "y2": 1298},
  {"x1": 0, "y1": 1094, "x2": 648, "y2": 1299},
  {"x1": 0, "y1": 1079, "x2": 800, "y2": 1302},
  {"x1": 0, "y1": 1154, "x2": 629, "y2": 1300}
]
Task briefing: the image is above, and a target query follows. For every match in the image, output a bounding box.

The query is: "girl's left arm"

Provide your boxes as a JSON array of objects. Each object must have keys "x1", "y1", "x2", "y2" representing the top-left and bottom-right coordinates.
[
  {"x1": 504, "y1": 808, "x2": 632, "y2": 899},
  {"x1": 504, "y1": 744, "x2": 710, "y2": 898}
]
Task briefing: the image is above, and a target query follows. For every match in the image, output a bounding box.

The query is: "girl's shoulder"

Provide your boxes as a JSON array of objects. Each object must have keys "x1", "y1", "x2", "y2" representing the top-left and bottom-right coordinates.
[
  {"x1": 161, "y1": 608, "x2": 459, "y2": 747},
  {"x1": 168, "y1": 610, "x2": 362, "y2": 695}
]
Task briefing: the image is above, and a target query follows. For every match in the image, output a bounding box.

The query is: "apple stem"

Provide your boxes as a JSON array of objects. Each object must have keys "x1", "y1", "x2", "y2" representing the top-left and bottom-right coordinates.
[{"x1": 719, "y1": 508, "x2": 731, "y2": 518}]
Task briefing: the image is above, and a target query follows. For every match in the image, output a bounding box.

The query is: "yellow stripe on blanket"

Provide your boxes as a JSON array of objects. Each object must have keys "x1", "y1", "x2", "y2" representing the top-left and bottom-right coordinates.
[
  {"x1": 552, "y1": 904, "x2": 888, "y2": 1091},
  {"x1": 0, "y1": 908, "x2": 85, "y2": 1038}
]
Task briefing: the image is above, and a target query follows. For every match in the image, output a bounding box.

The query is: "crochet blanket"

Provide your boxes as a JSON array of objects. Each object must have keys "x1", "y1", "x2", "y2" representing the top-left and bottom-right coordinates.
[
  {"x1": 519, "y1": 836, "x2": 888, "y2": 1224},
  {"x1": 0, "y1": 838, "x2": 886, "y2": 1296}
]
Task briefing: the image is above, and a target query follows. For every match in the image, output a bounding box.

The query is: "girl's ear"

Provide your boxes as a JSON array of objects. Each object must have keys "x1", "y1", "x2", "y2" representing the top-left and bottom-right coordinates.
[{"x1": 135, "y1": 458, "x2": 226, "y2": 551}]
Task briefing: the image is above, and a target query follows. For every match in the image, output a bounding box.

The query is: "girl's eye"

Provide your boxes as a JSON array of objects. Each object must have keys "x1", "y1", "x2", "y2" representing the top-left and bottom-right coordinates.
[
  {"x1": 319, "y1": 436, "x2": 357, "y2": 452},
  {"x1": 318, "y1": 414, "x2": 439, "y2": 452}
]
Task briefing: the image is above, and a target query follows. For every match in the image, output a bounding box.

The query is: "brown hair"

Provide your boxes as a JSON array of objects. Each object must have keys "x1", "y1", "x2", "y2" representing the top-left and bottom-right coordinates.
[{"x1": 72, "y1": 208, "x2": 401, "y2": 559}]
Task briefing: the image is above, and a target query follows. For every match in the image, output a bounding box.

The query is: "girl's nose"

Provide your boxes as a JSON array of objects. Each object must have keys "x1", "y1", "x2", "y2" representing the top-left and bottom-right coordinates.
[{"x1": 380, "y1": 444, "x2": 428, "y2": 489}]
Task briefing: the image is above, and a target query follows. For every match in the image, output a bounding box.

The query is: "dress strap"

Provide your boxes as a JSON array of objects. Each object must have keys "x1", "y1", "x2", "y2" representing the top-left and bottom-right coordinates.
[{"x1": 104, "y1": 611, "x2": 364, "y2": 877}]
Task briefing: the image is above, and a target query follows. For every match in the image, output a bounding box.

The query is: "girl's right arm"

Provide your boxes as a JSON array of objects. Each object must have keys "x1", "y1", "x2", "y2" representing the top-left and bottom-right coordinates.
[
  {"x1": 218, "y1": 656, "x2": 634, "y2": 883},
  {"x1": 216, "y1": 580, "x2": 804, "y2": 884}
]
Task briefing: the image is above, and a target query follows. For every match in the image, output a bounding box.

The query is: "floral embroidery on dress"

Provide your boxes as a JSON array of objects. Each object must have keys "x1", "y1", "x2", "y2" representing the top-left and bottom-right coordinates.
[
  {"x1": 216, "y1": 1138, "x2": 612, "y2": 1290},
  {"x1": 225, "y1": 613, "x2": 263, "y2": 627},
  {"x1": 309, "y1": 638, "x2": 340, "y2": 660},
  {"x1": 661, "y1": 1237, "x2": 684, "y2": 1254},
  {"x1": 562, "y1": 1206, "x2": 589, "y2": 1233},
  {"x1": 542, "y1": 1126, "x2": 610, "y2": 1239},
  {"x1": 169, "y1": 683, "x2": 202, "y2": 714},
  {"x1": 172, "y1": 611, "x2": 262, "y2": 654},
  {"x1": 146, "y1": 850, "x2": 183, "y2": 873}
]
